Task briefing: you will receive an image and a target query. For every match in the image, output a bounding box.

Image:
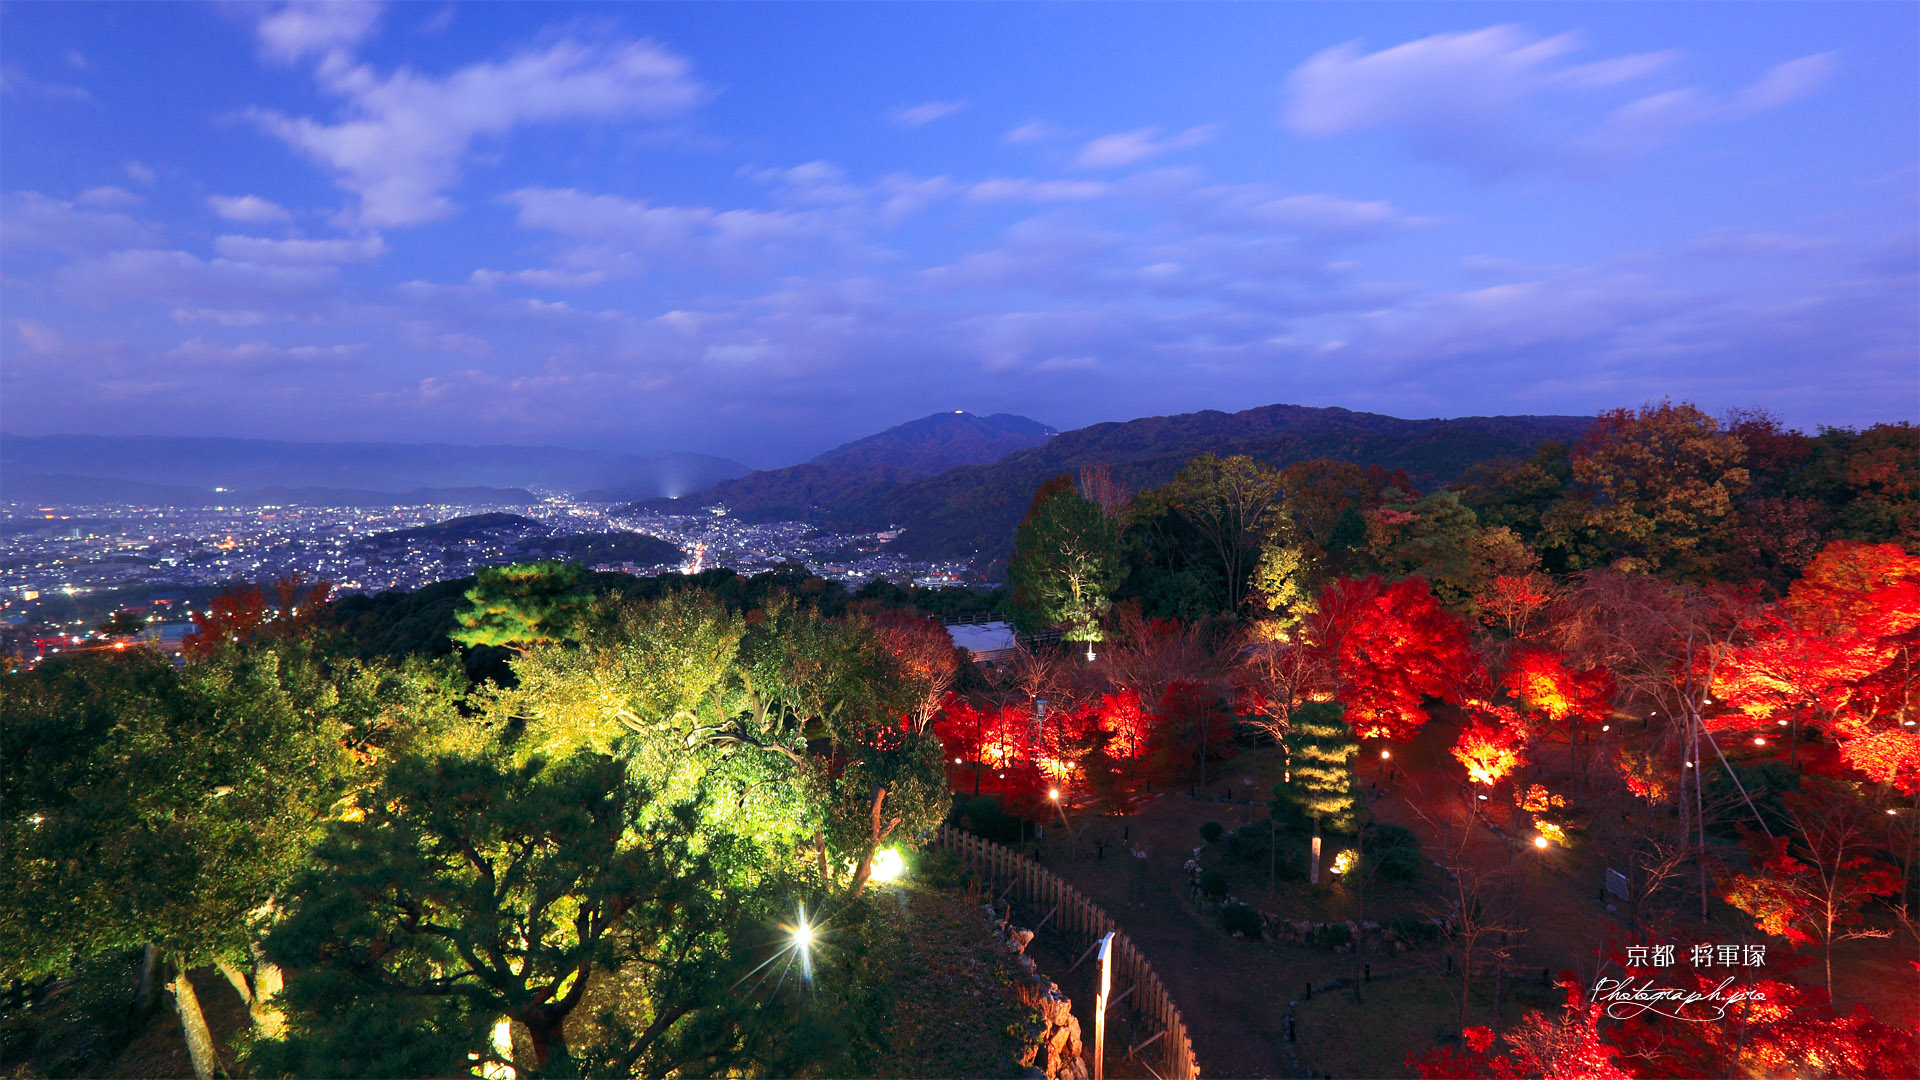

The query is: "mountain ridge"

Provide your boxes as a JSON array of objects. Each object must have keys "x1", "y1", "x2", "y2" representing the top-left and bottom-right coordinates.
[
  {"x1": 631, "y1": 411, "x2": 1056, "y2": 518},
  {"x1": 637, "y1": 403, "x2": 1593, "y2": 563}
]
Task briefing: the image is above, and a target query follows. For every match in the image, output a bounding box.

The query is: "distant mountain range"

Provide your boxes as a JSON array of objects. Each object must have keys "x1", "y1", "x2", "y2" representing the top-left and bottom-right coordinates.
[
  {"x1": 0, "y1": 434, "x2": 750, "y2": 506},
  {"x1": 5, "y1": 405, "x2": 1591, "y2": 571},
  {"x1": 636, "y1": 404, "x2": 1592, "y2": 562},
  {"x1": 631, "y1": 411, "x2": 1057, "y2": 519}
]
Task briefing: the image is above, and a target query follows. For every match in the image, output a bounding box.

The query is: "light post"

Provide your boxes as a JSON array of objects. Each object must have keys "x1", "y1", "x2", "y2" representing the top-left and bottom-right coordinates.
[{"x1": 1093, "y1": 931, "x2": 1114, "y2": 1080}]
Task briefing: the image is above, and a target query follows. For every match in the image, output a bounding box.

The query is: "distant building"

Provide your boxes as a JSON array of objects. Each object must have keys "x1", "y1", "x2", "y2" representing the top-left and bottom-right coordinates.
[{"x1": 946, "y1": 620, "x2": 1017, "y2": 663}]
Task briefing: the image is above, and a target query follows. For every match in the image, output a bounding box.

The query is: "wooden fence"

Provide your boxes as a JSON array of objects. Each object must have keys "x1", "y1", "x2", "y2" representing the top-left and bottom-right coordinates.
[{"x1": 932, "y1": 824, "x2": 1202, "y2": 1080}]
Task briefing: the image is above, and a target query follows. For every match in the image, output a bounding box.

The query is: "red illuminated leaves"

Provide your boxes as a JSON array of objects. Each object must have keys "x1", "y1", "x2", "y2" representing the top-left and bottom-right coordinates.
[
  {"x1": 1313, "y1": 575, "x2": 1482, "y2": 741},
  {"x1": 1408, "y1": 980, "x2": 1631, "y2": 1080}
]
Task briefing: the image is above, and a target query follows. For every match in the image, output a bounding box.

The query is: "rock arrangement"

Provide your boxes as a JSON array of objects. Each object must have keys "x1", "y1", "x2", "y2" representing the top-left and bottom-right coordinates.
[
  {"x1": 984, "y1": 899, "x2": 1091, "y2": 1080},
  {"x1": 1183, "y1": 849, "x2": 1449, "y2": 951}
]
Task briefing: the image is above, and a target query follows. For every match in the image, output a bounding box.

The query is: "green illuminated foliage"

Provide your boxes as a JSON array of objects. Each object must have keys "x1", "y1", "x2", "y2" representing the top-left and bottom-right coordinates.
[
  {"x1": 451, "y1": 561, "x2": 589, "y2": 649},
  {"x1": 1008, "y1": 477, "x2": 1123, "y2": 641}
]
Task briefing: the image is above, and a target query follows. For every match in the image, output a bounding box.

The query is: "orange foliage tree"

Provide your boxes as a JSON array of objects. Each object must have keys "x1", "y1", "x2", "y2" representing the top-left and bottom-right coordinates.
[
  {"x1": 1717, "y1": 541, "x2": 1920, "y2": 773},
  {"x1": 1452, "y1": 711, "x2": 1524, "y2": 787},
  {"x1": 871, "y1": 611, "x2": 959, "y2": 732},
  {"x1": 184, "y1": 573, "x2": 331, "y2": 657}
]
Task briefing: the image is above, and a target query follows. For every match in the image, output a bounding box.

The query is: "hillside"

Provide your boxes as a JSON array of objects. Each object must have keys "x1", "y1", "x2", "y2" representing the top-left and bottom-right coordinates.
[
  {"x1": 628, "y1": 411, "x2": 1054, "y2": 520},
  {"x1": 356, "y1": 513, "x2": 682, "y2": 567},
  {"x1": 828, "y1": 404, "x2": 1590, "y2": 560}
]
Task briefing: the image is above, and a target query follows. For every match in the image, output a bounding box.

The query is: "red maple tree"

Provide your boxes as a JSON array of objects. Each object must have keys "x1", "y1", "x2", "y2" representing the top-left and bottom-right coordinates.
[{"x1": 1313, "y1": 575, "x2": 1483, "y2": 741}]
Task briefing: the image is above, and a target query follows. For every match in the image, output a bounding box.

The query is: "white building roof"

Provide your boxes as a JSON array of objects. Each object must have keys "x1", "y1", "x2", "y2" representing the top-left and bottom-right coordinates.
[{"x1": 946, "y1": 620, "x2": 1017, "y2": 658}]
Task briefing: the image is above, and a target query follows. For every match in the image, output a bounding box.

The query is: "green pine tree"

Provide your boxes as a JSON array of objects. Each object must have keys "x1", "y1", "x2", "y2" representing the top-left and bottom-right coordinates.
[
  {"x1": 1278, "y1": 700, "x2": 1358, "y2": 834},
  {"x1": 450, "y1": 560, "x2": 589, "y2": 649}
]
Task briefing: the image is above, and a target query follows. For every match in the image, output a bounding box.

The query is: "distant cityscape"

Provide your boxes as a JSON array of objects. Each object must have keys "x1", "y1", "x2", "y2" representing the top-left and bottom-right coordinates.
[{"x1": 0, "y1": 496, "x2": 977, "y2": 641}]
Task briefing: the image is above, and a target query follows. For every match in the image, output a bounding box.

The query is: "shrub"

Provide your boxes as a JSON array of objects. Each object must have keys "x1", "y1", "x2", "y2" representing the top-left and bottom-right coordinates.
[
  {"x1": 1364, "y1": 823, "x2": 1422, "y2": 882},
  {"x1": 1222, "y1": 904, "x2": 1262, "y2": 939},
  {"x1": 1199, "y1": 821, "x2": 1225, "y2": 844},
  {"x1": 1372, "y1": 844, "x2": 1422, "y2": 883},
  {"x1": 1227, "y1": 822, "x2": 1270, "y2": 862},
  {"x1": 1317, "y1": 922, "x2": 1352, "y2": 948},
  {"x1": 1199, "y1": 869, "x2": 1229, "y2": 901},
  {"x1": 1390, "y1": 916, "x2": 1441, "y2": 947},
  {"x1": 963, "y1": 795, "x2": 1021, "y2": 843},
  {"x1": 916, "y1": 847, "x2": 968, "y2": 888},
  {"x1": 1372, "y1": 823, "x2": 1419, "y2": 851}
]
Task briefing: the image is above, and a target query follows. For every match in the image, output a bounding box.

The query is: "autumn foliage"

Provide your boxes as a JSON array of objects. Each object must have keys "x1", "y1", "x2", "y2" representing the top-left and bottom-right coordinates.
[
  {"x1": 184, "y1": 573, "x2": 332, "y2": 657},
  {"x1": 1313, "y1": 575, "x2": 1482, "y2": 740}
]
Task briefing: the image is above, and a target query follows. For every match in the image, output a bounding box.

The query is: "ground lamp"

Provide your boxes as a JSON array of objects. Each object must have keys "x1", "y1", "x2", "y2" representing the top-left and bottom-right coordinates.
[
  {"x1": 1048, "y1": 788, "x2": 1077, "y2": 853},
  {"x1": 870, "y1": 847, "x2": 904, "y2": 883}
]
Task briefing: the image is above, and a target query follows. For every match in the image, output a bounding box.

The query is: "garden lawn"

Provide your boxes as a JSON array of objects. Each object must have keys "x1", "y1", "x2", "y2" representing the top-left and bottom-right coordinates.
[{"x1": 1292, "y1": 971, "x2": 1561, "y2": 1079}]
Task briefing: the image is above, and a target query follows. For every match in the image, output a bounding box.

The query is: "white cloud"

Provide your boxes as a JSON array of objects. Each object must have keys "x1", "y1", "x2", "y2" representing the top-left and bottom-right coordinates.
[
  {"x1": 1, "y1": 191, "x2": 153, "y2": 253},
  {"x1": 1003, "y1": 120, "x2": 1060, "y2": 144},
  {"x1": 255, "y1": 1, "x2": 383, "y2": 64},
  {"x1": 509, "y1": 188, "x2": 820, "y2": 252},
  {"x1": 1284, "y1": 26, "x2": 1583, "y2": 138},
  {"x1": 469, "y1": 267, "x2": 607, "y2": 289},
  {"x1": 1283, "y1": 25, "x2": 1837, "y2": 175},
  {"x1": 75, "y1": 186, "x2": 142, "y2": 209},
  {"x1": 14, "y1": 319, "x2": 66, "y2": 355},
  {"x1": 253, "y1": 38, "x2": 704, "y2": 227},
  {"x1": 967, "y1": 178, "x2": 1109, "y2": 203},
  {"x1": 214, "y1": 234, "x2": 388, "y2": 264},
  {"x1": 167, "y1": 336, "x2": 365, "y2": 367},
  {"x1": 172, "y1": 308, "x2": 276, "y2": 327},
  {"x1": 208, "y1": 194, "x2": 295, "y2": 223},
  {"x1": 1073, "y1": 125, "x2": 1218, "y2": 169},
  {"x1": 888, "y1": 100, "x2": 965, "y2": 128},
  {"x1": 0, "y1": 65, "x2": 95, "y2": 103},
  {"x1": 56, "y1": 248, "x2": 337, "y2": 308},
  {"x1": 124, "y1": 161, "x2": 157, "y2": 185},
  {"x1": 1732, "y1": 52, "x2": 1835, "y2": 113}
]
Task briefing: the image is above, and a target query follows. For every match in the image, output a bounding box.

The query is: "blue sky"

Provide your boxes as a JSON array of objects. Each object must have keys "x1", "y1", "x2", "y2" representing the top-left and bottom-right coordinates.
[{"x1": 3, "y1": 2, "x2": 1914, "y2": 466}]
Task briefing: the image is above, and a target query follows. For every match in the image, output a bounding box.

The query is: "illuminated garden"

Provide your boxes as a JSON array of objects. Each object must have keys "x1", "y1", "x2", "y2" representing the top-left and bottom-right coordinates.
[{"x1": 5, "y1": 403, "x2": 1918, "y2": 1078}]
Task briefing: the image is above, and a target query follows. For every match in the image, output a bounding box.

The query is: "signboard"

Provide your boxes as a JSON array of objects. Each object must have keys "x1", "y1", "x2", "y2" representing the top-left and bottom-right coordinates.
[{"x1": 1605, "y1": 868, "x2": 1630, "y2": 901}]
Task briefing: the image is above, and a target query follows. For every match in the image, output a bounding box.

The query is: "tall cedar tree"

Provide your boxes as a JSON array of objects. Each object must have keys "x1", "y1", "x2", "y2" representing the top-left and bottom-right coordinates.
[
  {"x1": 1008, "y1": 476, "x2": 1123, "y2": 643},
  {"x1": 1162, "y1": 454, "x2": 1287, "y2": 613}
]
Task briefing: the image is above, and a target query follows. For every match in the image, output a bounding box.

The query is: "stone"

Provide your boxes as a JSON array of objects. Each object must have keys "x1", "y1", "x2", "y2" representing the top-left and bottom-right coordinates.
[{"x1": 1008, "y1": 928, "x2": 1035, "y2": 953}]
